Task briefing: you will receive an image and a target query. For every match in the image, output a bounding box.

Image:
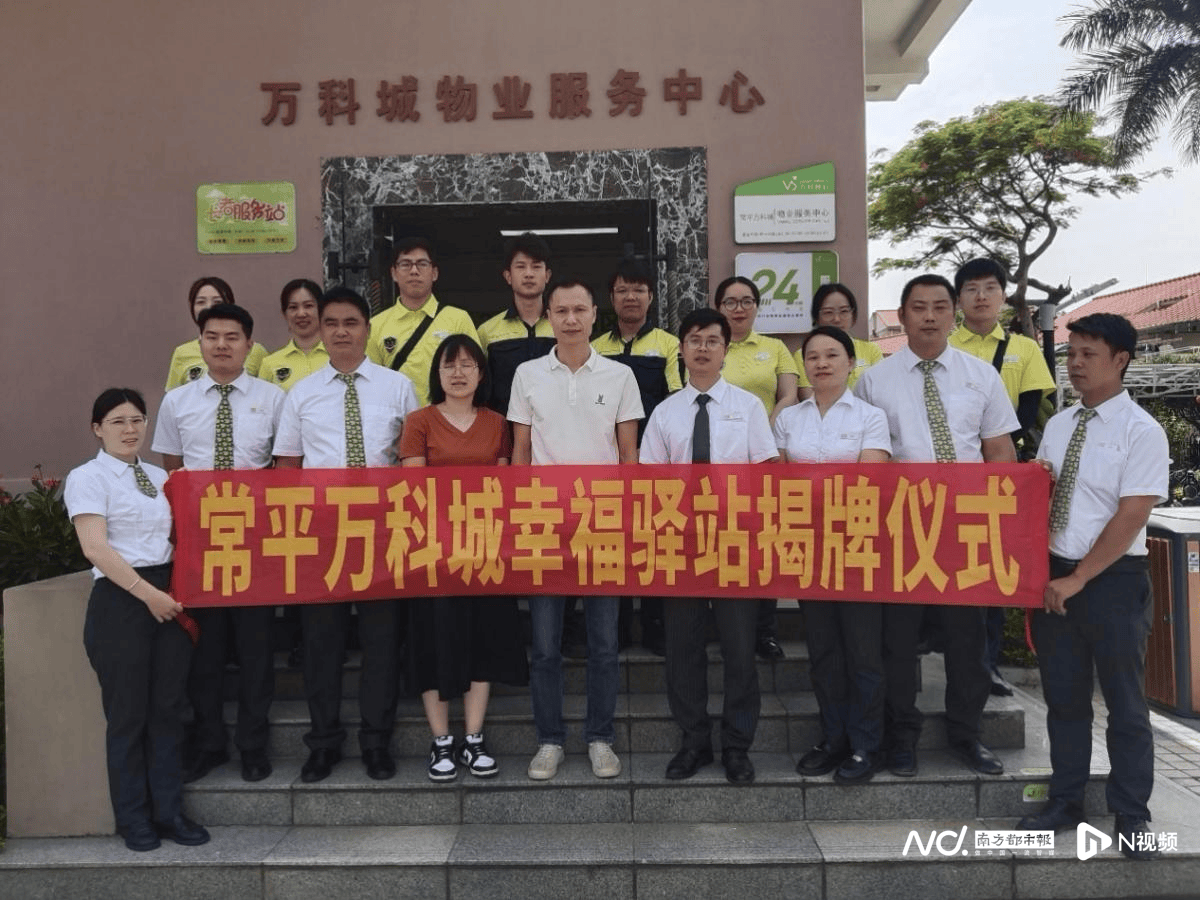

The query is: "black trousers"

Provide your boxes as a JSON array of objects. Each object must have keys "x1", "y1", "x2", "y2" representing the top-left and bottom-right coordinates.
[
  {"x1": 83, "y1": 564, "x2": 192, "y2": 830},
  {"x1": 188, "y1": 605, "x2": 275, "y2": 753},
  {"x1": 1033, "y1": 556, "x2": 1154, "y2": 819},
  {"x1": 882, "y1": 602, "x2": 990, "y2": 749},
  {"x1": 805, "y1": 599, "x2": 884, "y2": 753},
  {"x1": 301, "y1": 599, "x2": 400, "y2": 752},
  {"x1": 664, "y1": 597, "x2": 760, "y2": 752}
]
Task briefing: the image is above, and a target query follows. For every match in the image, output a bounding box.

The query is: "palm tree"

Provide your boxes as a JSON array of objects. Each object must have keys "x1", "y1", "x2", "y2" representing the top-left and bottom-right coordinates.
[{"x1": 1059, "y1": 0, "x2": 1200, "y2": 164}]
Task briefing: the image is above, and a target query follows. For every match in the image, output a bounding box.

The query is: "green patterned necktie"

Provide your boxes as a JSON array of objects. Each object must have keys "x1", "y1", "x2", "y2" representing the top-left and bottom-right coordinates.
[
  {"x1": 338, "y1": 372, "x2": 367, "y2": 467},
  {"x1": 213, "y1": 383, "x2": 235, "y2": 470},
  {"x1": 130, "y1": 461, "x2": 157, "y2": 498},
  {"x1": 1049, "y1": 408, "x2": 1097, "y2": 533},
  {"x1": 917, "y1": 359, "x2": 956, "y2": 463}
]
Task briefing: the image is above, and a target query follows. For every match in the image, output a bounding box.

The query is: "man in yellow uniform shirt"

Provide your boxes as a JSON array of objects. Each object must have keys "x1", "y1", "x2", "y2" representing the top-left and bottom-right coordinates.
[
  {"x1": 259, "y1": 278, "x2": 329, "y2": 392},
  {"x1": 366, "y1": 237, "x2": 480, "y2": 406}
]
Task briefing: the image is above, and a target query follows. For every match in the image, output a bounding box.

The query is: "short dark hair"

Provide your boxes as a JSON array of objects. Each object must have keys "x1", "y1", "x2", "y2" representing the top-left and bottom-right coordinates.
[
  {"x1": 1068, "y1": 312, "x2": 1138, "y2": 378},
  {"x1": 187, "y1": 276, "x2": 236, "y2": 323},
  {"x1": 392, "y1": 236, "x2": 437, "y2": 268},
  {"x1": 954, "y1": 258, "x2": 1008, "y2": 293},
  {"x1": 899, "y1": 274, "x2": 957, "y2": 309},
  {"x1": 197, "y1": 303, "x2": 254, "y2": 340},
  {"x1": 811, "y1": 283, "x2": 859, "y2": 325},
  {"x1": 318, "y1": 286, "x2": 371, "y2": 321},
  {"x1": 679, "y1": 308, "x2": 730, "y2": 345},
  {"x1": 428, "y1": 334, "x2": 490, "y2": 407},
  {"x1": 546, "y1": 279, "x2": 595, "y2": 306},
  {"x1": 801, "y1": 325, "x2": 857, "y2": 361},
  {"x1": 91, "y1": 387, "x2": 146, "y2": 425},
  {"x1": 608, "y1": 257, "x2": 656, "y2": 297},
  {"x1": 280, "y1": 278, "x2": 322, "y2": 314},
  {"x1": 503, "y1": 232, "x2": 552, "y2": 270},
  {"x1": 713, "y1": 275, "x2": 760, "y2": 308}
]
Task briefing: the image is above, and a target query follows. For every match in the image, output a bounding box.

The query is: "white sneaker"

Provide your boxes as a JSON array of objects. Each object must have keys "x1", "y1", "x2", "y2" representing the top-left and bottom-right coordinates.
[
  {"x1": 588, "y1": 741, "x2": 621, "y2": 778},
  {"x1": 527, "y1": 744, "x2": 564, "y2": 780}
]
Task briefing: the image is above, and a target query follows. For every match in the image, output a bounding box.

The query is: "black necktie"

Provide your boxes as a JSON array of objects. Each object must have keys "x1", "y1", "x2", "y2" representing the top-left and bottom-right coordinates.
[{"x1": 692, "y1": 393, "x2": 711, "y2": 463}]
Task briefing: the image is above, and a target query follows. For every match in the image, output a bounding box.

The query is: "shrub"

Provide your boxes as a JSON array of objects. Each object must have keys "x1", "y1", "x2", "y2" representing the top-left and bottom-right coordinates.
[{"x1": 0, "y1": 466, "x2": 89, "y2": 594}]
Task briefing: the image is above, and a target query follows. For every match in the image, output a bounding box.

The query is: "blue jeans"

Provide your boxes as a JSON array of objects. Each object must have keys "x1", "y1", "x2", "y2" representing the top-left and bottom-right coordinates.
[{"x1": 529, "y1": 595, "x2": 619, "y2": 745}]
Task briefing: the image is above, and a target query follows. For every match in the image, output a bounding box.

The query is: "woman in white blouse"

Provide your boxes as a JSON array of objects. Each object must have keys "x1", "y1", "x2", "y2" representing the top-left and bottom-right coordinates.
[
  {"x1": 773, "y1": 326, "x2": 892, "y2": 785},
  {"x1": 64, "y1": 388, "x2": 209, "y2": 852}
]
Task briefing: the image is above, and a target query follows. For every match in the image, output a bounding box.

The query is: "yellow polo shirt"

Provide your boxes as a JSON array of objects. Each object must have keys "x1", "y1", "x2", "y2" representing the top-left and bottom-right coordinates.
[
  {"x1": 948, "y1": 324, "x2": 1054, "y2": 407},
  {"x1": 796, "y1": 337, "x2": 883, "y2": 390},
  {"x1": 721, "y1": 331, "x2": 799, "y2": 415},
  {"x1": 258, "y1": 340, "x2": 330, "y2": 392},
  {"x1": 366, "y1": 293, "x2": 480, "y2": 406},
  {"x1": 165, "y1": 339, "x2": 267, "y2": 391}
]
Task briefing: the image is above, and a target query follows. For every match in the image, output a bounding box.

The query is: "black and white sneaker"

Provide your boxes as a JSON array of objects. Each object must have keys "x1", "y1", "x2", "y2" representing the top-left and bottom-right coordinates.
[
  {"x1": 428, "y1": 735, "x2": 458, "y2": 782},
  {"x1": 459, "y1": 732, "x2": 499, "y2": 778}
]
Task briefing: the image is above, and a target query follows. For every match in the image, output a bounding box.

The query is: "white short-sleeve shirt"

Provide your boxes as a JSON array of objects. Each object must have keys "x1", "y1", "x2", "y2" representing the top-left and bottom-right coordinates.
[
  {"x1": 274, "y1": 359, "x2": 418, "y2": 467},
  {"x1": 1040, "y1": 391, "x2": 1169, "y2": 559},
  {"x1": 152, "y1": 371, "x2": 285, "y2": 469},
  {"x1": 64, "y1": 450, "x2": 173, "y2": 578},
  {"x1": 640, "y1": 377, "x2": 777, "y2": 465},
  {"x1": 773, "y1": 390, "x2": 892, "y2": 463},
  {"x1": 507, "y1": 347, "x2": 644, "y2": 465},
  {"x1": 854, "y1": 344, "x2": 1018, "y2": 462}
]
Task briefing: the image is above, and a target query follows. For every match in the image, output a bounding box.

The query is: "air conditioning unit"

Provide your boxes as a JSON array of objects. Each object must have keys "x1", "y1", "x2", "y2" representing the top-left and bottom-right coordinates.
[{"x1": 1146, "y1": 509, "x2": 1200, "y2": 717}]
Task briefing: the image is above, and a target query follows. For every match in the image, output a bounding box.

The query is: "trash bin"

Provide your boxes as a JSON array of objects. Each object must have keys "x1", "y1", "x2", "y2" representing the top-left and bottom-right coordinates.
[{"x1": 1146, "y1": 508, "x2": 1200, "y2": 718}]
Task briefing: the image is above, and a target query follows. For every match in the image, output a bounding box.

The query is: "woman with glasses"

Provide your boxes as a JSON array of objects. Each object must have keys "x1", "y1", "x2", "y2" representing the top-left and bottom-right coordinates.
[
  {"x1": 399, "y1": 334, "x2": 529, "y2": 781},
  {"x1": 797, "y1": 283, "x2": 882, "y2": 401},
  {"x1": 64, "y1": 388, "x2": 209, "y2": 852},
  {"x1": 774, "y1": 326, "x2": 891, "y2": 784},
  {"x1": 710, "y1": 275, "x2": 799, "y2": 660},
  {"x1": 165, "y1": 277, "x2": 268, "y2": 390}
]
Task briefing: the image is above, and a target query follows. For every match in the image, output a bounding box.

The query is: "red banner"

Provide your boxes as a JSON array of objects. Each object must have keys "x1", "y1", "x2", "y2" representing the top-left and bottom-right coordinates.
[{"x1": 165, "y1": 463, "x2": 1049, "y2": 608}]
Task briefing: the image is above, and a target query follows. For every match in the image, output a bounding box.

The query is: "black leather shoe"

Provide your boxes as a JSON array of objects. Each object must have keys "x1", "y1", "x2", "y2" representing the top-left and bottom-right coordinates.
[
  {"x1": 240, "y1": 749, "x2": 272, "y2": 782},
  {"x1": 665, "y1": 746, "x2": 714, "y2": 780},
  {"x1": 156, "y1": 814, "x2": 210, "y2": 846},
  {"x1": 121, "y1": 820, "x2": 161, "y2": 852},
  {"x1": 721, "y1": 748, "x2": 755, "y2": 784},
  {"x1": 834, "y1": 751, "x2": 876, "y2": 784},
  {"x1": 642, "y1": 629, "x2": 666, "y2": 658},
  {"x1": 1016, "y1": 798, "x2": 1086, "y2": 832},
  {"x1": 363, "y1": 747, "x2": 397, "y2": 781},
  {"x1": 990, "y1": 668, "x2": 1015, "y2": 697},
  {"x1": 183, "y1": 749, "x2": 230, "y2": 783},
  {"x1": 755, "y1": 634, "x2": 785, "y2": 661},
  {"x1": 796, "y1": 742, "x2": 852, "y2": 777},
  {"x1": 1115, "y1": 814, "x2": 1161, "y2": 860},
  {"x1": 887, "y1": 746, "x2": 918, "y2": 777},
  {"x1": 951, "y1": 740, "x2": 1004, "y2": 775},
  {"x1": 300, "y1": 747, "x2": 342, "y2": 783}
]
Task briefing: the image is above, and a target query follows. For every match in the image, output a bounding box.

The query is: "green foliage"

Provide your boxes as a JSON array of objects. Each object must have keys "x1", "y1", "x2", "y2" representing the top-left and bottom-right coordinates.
[
  {"x1": 1145, "y1": 399, "x2": 1199, "y2": 466},
  {"x1": 1059, "y1": 0, "x2": 1200, "y2": 164},
  {"x1": 869, "y1": 98, "x2": 1163, "y2": 285},
  {"x1": 0, "y1": 466, "x2": 89, "y2": 594},
  {"x1": 1, "y1": 633, "x2": 5, "y2": 844},
  {"x1": 1000, "y1": 607, "x2": 1037, "y2": 668}
]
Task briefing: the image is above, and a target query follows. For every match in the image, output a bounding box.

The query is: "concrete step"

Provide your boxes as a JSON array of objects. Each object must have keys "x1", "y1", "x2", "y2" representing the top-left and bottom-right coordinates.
[
  {"x1": 181, "y1": 748, "x2": 1096, "y2": 828},
  {"x1": 229, "y1": 688, "x2": 1024, "y2": 760},
  {"x1": 6, "y1": 801, "x2": 1200, "y2": 900}
]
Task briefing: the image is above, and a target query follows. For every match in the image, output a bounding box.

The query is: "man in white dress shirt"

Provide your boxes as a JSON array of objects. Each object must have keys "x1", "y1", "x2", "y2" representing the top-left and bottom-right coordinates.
[
  {"x1": 855, "y1": 274, "x2": 1018, "y2": 778},
  {"x1": 152, "y1": 303, "x2": 285, "y2": 784},
  {"x1": 508, "y1": 279, "x2": 643, "y2": 782},
  {"x1": 641, "y1": 307, "x2": 778, "y2": 784},
  {"x1": 1016, "y1": 313, "x2": 1168, "y2": 860},
  {"x1": 274, "y1": 287, "x2": 419, "y2": 783}
]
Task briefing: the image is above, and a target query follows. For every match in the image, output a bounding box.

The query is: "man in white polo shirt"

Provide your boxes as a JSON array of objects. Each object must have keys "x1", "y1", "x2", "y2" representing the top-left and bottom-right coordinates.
[
  {"x1": 152, "y1": 303, "x2": 285, "y2": 784},
  {"x1": 508, "y1": 278, "x2": 643, "y2": 781},
  {"x1": 640, "y1": 307, "x2": 778, "y2": 785}
]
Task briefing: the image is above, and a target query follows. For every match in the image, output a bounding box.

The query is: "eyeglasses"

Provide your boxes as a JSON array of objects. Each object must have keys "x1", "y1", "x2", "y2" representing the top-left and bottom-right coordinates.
[
  {"x1": 684, "y1": 337, "x2": 725, "y2": 351},
  {"x1": 102, "y1": 416, "x2": 147, "y2": 428},
  {"x1": 960, "y1": 283, "x2": 1004, "y2": 298},
  {"x1": 719, "y1": 297, "x2": 757, "y2": 311},
  {"x1": 395, "y1": 259, "x2": 433, "y2": 272},
  {"x1": 818, "y1": 306, "x2": 854, "y2": 319},
  {"x1": 439, "y1": 361, "x2": 479, "y2": 373}
]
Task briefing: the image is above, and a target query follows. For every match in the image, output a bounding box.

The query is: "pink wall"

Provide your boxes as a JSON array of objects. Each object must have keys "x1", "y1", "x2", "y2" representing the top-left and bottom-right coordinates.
[{"x1": 0, "y1": 0, "x2": 867, "y2": 485}]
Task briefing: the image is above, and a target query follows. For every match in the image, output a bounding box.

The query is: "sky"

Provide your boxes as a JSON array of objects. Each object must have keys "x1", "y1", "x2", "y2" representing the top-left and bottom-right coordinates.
[{"x1": 865, "y1": 0, "x2": 1200, "y2": 314}]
